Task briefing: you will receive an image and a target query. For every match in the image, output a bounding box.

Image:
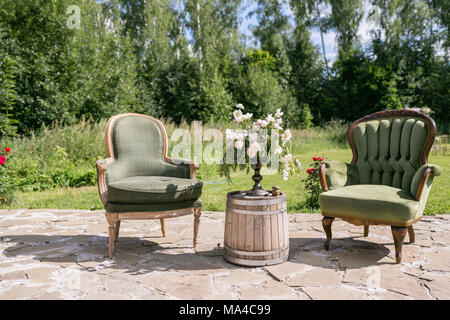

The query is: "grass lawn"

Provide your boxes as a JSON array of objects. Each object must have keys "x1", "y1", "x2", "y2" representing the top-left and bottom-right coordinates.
[{"x1": 5, "y1": 148, "x2": 449, "y2": 215}]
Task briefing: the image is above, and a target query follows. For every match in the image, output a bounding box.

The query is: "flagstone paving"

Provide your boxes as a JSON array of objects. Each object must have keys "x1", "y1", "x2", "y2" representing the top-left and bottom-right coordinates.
[{"x1": 0, "y1": 209, "x2": 449, "y2": 300}]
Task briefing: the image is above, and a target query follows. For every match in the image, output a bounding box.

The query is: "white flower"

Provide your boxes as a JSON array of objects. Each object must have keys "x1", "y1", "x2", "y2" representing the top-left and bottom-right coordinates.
[
  {"x1": 274, "y1": 123, "x2": 282, "y2": 130},
  {"x1": 266, "y1": 114, "x2": 275, "y2": 123},
  {"x1": 243, "y1": 113, "x2": 253, "y2": 120},
  {"x1": 247, "y1": 142, "x2": 261, "y2": 158},
  {"x1": 282, "y1": 129, "x2": 292, "y2": 145},
  {"x1": 234, "y1": 140, "x2": 244, "y2": 150},
  {"x1": 282, "y1": 153, "x2": 292, "y2": 165},
  {"x1": 236, "y1": 103, "x2": 244, "y2": 110},
  {"x1": 235, "y1": 133, "x2": 244, "y2": 141},
  {"x1": 259, "y1": 120, "x2": 269, "y2": 128},
  {"x1": 284, "y1": 129, "x2": 292, "y2": 140},
  {"x1": 295, "y1": 159, "x2": 302, "y2": 169},
  {"x1": 276, "y1": 118, "x2": 282, "y2": 125},
  {"x1": 233, "y1": 110, "x2": 243, "y2": 123},
  {"x1": 225, "y1": 129, "x2": 235, "y2": 140},
  {"x1": 252, "y1": 123, "x2": 261, "y2": 131},
  {"x1": 275, "y1": 109, "x2": 284, "y2": 118}
]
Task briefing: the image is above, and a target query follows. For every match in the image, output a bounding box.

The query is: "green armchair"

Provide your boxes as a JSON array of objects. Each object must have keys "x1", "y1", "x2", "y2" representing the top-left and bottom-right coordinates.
[
  {"x1": 96, "y1": 113, "x2": 203, "y2": 258},
  {"x1": 318, "y1": 110, "x2": 441, "y2": 263}
]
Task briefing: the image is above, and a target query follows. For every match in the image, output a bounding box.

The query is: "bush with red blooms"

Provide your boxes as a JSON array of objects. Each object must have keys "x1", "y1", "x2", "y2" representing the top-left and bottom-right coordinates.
[
  {"x1": 302, "y1": 156, "x2": 325, "y2": 208},
  {"x1": 0, "y1": 147, "x2": 13, "y2": 205}
]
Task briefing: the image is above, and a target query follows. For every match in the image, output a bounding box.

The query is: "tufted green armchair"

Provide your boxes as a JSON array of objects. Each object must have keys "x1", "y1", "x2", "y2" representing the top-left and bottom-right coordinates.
[
  {"x1": 96, "y1": 113, "x2": 203, "y2": 258},
  {"x1": 318, "y1": 110, "x2": 441, "y2": 263}
]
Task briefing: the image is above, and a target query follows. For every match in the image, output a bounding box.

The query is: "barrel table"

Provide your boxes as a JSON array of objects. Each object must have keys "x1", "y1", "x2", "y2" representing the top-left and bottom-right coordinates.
[{"x1": 223, "y1": 191, "x2": 289, "y2": 266}]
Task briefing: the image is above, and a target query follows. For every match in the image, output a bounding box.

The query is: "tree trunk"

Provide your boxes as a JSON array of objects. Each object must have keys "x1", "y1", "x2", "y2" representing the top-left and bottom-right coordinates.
[
  {"x1": 316, "y1": 4, "x2": 330, "y2": 79},
  {"x1": 197, "y1": 0, "x2": 203, "y2": 73}
]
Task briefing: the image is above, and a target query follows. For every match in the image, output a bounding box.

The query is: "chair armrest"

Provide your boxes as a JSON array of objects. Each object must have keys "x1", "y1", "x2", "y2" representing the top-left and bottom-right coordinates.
[
  {"x1": 165, "y1": 157, "x2": 200, "y2": 180},
  {"x1": 319, "y1": 160, "x2": 359, "y2": 192},
  {"x1": 96, "y1": 158, "x2": 113, "y2": 206},
  {"x1": 411, "y1": 164, "x2": 442, "y2": 201}
]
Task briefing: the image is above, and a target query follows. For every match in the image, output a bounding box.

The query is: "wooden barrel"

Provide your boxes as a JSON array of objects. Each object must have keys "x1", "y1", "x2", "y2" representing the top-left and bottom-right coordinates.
[{"x1": 223, "y1": 191, "x2": 289, "y2": 266}]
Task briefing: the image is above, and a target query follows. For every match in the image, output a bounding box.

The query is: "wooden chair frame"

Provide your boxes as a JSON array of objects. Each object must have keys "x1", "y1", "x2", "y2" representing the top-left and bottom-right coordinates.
[
  {"x1": 318, "y1": 109, "x2": 437, "y2": 263},
  {"x1": 96, "y1": 113, "x2": 201, "y2": 258}
]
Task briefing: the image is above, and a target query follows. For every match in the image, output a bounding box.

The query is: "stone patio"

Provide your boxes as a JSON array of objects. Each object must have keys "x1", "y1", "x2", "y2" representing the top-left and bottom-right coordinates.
[{"x1": 0, "y1": 209, "x2": 449, "y2": 300}]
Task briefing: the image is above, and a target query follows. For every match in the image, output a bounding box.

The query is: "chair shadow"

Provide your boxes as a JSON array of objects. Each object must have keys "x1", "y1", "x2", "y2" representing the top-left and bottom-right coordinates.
[
  {"x1": 288, "y1": 236, "x2": 393, "y2": 268},
  {"x1": 1, "y1": 234, "x2": 227, "y2": 275},
  {"x1": 2, "y1": 233, "x2": 394, "y2": 275}
]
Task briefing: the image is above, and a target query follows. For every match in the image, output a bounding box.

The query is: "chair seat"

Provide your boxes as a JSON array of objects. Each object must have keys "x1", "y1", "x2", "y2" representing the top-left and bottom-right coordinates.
[
  {"x1": 107, "y1": 176, "x2": 203, "y2": 204},
  {"x1": 318, "y1": 184, "x2": 420, "y2": 225}
]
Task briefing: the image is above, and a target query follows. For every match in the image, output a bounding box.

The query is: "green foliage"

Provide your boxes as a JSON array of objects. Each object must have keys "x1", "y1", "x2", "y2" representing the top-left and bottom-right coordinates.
[
  {"x1": 0, "y1": 26, "x2": 18, "y2": 137},
  {"x1": 301, "y1": 157, "x2": 325, "y2": 209},
  {"x1": 321, "y1": 50, "x2": 403, "y2": 121},
  {"x1": 0, "y1": 166, "x2": 14, "y2": 205},
  {"x1": 0, "y1": 147, "x2": 13, "y2": 205},
  {"x1": 0, "y1": 0, "x2": 448, "y2": 134},
  {"x1": 2, "y1": 118, "x2": 105, "y2": 192}
]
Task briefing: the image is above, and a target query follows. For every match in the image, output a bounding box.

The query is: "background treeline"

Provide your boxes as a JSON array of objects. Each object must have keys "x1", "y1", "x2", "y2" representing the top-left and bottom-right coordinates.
[{"x1": 0, "y1": 0, "x2": 449, "y2": 136}]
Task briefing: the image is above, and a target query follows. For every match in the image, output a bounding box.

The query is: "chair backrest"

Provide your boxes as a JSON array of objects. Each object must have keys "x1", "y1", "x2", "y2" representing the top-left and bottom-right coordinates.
[
  {"x1": 348, "y1": 110, "x2": 436, "y2": 192},
  {"x1": 104, "y1": 113, "x2": 170, "y2": 183}
]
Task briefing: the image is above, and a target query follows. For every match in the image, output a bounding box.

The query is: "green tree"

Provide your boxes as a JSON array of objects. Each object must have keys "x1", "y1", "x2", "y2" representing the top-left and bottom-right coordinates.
[{"x1": 0, "y1": 25, "x2": 18, "y2": 136}]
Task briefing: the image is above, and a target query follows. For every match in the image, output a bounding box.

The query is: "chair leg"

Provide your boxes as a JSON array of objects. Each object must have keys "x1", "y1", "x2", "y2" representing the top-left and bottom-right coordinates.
[
  {"x1": 160, "y1": 218, "x2": 166, "y2": 237},
  {"x1": 391, "y1": 226, "x2": 407, "y2": 263},
  {"x1": 322, "y1": 216, "x2": 335, "y2": 250},
  {"x1": 108, "y1": 223, "x2": 116, "y2": 258},
  {"x1": 364, "y1": 225, "x2": 369, "y2": 237},
  {"x1": 193, "y1": 207, "x2": 202, "y2": 248},
  {"x1": 105, "y1": 213, "x2": 118, "y2": 258},
  {"x1": 408, "y1": 225, "x2": 415, "y2": 244},
  {"x1": 114, "y1": 220, "x2": 121, "y2": 241}
]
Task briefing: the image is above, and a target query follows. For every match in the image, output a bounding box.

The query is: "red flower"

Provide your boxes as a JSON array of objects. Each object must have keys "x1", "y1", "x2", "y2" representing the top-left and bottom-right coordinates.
[
  {"x1": 0, "y1": 158, "x2": 4, "y2": 166},
  {"x1": 4, "y1": 147, "x2": 10, "y2": 154},
  {"x1": 0, "y1": 155, "x2": 5, "y2": 161},
  {"x1": 313, "y1": 156, "x2": 324, "y2": 162},
  {"x1": 306, "y1": 168, "x2": 316, "y2": 175}
]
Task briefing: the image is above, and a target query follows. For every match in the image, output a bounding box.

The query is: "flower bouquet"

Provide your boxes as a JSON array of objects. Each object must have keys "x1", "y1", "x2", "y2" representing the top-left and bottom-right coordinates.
[{"x1": 219, "y1": 104, "x2": 301, "y2": 196}]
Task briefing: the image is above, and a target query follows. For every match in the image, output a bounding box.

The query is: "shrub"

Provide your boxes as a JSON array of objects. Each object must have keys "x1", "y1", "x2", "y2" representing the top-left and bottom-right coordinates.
[
  {"x1": 302, "y1": 156, "x2": 325, "y2": 208},
  {"x1": 0, "y1": 147, "x2": 13, "y2": 205}
]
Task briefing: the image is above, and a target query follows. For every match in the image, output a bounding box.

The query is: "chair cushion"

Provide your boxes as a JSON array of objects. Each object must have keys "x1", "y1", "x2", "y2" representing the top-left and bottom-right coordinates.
[
  {"x1": 106, "y1": 199, "x2": 202, "y2": 213},
  {"x1": 318, "y1": 184, "x2": 420, "y2": 225},
  {"x1": 107, "y1": 176, "x2": 203, "y2": 204}
]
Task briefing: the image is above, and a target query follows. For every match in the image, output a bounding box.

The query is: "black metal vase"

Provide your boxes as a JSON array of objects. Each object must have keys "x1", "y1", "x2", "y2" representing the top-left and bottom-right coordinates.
[{"x1": 245, "y1": 161, "x2": 269, "y2": 197}]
